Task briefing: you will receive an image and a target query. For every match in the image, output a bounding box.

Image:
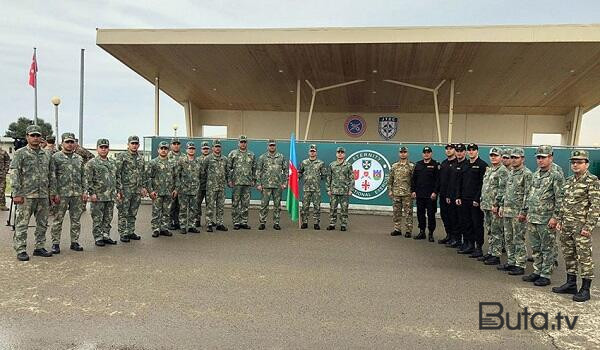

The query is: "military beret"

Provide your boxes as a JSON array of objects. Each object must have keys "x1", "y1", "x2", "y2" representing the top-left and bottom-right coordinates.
[
  {"x1": 489, "y1": 147, "x2": 501, "y2": 156},
  {"x1": 26, "y1": 125, "x2": 42, "y2": 135},
  {"x1": 158, "y1": 141, "x2": 169, "y2": 148},
  {"x1": 268, "y1": 139, "x2": 276, "y2": 145},
  {"x1": 536, "y1": 145, "x2": 553, "y2": 157},
  {"x1": 186, "y1": 141, "x2": 196, "y2": 149},
  {"x1": 201, "y1": 141, "x2": 210, "y2": 149},
  {"x1": 128, "y1": 135, "x2": 140, "y2": 143},
  {"x1": 336, "y1": 146, "x2": 345, "y2": 153},
  {"x1": 61, "y1": 132, "x2": 76, "y2": 142},
  {"x1": 570, "y1": 149, "x2": 589, "y2": 161},
  {"x1": 96, "y1": 138, "x2": 110, "y2": 147},
  {"x1": 422, "y1": 146, "x2": 432, "y2": 153},
  {"x1": 455, "y1": 143, "x2": 466, "y2": 151},
  {"x1": 511, "y1": 147, "x2": 525, "y2": 157},
  {"x1": 171, "y1": 137, "x2": 180, "y2": 144},
  {"x1": 239, "y1": 135, "x2": 248, "y2": 141},
  {"x1": 213, "y1": 139, "x2": 221, "y2": 147},
  {"x1": 399, "y1": 146, "x2": 408, "y2": 152},
  {"x1": 309, "y1": 144, "x2": 317, "y2": 151},
  {"x1": 467, "y1": 143, "x2": 478, "y2": 150}
]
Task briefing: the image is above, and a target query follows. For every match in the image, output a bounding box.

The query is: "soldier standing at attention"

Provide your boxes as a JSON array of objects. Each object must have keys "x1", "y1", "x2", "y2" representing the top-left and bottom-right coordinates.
[
  {"x1": 388, "y1": 146, "x2": 415, "y2": 237},
  {"x1": 502, "y1": 148, "x2": 513, "y2": 169},
  {"x1": 256, "y1": 139, "x2": 286, "y2": 230},
  {"x1": 553, "y1": 150, "x2": 599, "y2": 302},
  {"x1": 177, "y1": 142, "x2": 201, "y2": 234},
  {"x1": 74, "y1": 138, "x2": 94, "y2": 212},
  {"x1": 445, "y1": 143, "x2": 467, "y2": 248},
  {"x1": 411, "y1": 146, "x2": 439, "y2": 242},
  {"x1": 85, "y1": 139, "x2": 118, "y2": 246},
  {"x1": 299, "y1": 144, "x2": 327, "y2": 230},
  {"x1": 522, "y1": 145, "x2": 565, "y2": 287},
  {"x1": 228, "y1": 135, "x2": 255, "y2": 230},
  {"x1": 10, "y1": 125, "x2": 55, "y2": 261},
  {"x1": 436, "y1": 144, "x2": 456, "y2": 244},
  {"x1": 202, "y1": 140, "x2": 229, "y2": 232},
  {"x1": 115, "y1": 136, "x2": 146, "y2": 243},
  {"x1": 44, "y1": 136, "x2": 58, "y2": 155},
  {"x1": 195, "y1": 141, "x2": 211, "y2": 228},
  {"x1": 147, "y1": 141, "x2": 177, "y2": 237},
  {"x1": 326, "y1": 146, "x2": 354, "y2": 231},
  {"x1": 0, "y1": 145, "x2": 10, "y2": 211},
  {"x1": 168, "y1": 138, "x2": 183, "y2": 230},
  {"x1": 49, "y1": 132, "x2": 86, "y2": 254}
]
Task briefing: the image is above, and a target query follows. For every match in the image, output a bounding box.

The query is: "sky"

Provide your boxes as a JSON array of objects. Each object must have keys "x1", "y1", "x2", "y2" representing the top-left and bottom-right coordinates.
[{"x1": 1, "y1": 0, "x2": 599, "y2": 148}]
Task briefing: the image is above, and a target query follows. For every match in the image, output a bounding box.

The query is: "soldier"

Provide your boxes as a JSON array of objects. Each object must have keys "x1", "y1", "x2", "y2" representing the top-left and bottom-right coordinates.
[
  {"x1": 0, "y1": 145, "x2": 10, "y2": 211},
  {"x1": 49, "y1": 132, "x2": 86, "y2": 253},
  {"x1": 202, "y1": 139, "x2": 228, "y2": 232},
  {"x1": 147, "y1": 141, "x2": 178, "y2": 237},
  {"x1": 498, "y1": 147, "x2": 532, "y2": 276},
  {"x1": 74, "y1": 138, "x2": 94, "y2": 212},
  {"x1": 553, "y1": 150, "x2": 599, "y2": 302},
  {"x1": 299, "y1": 144, "x2": 327, "y2": 230},
  {"x1": 10, "y1": 125, "x2": 54, "y2": 261},
  {"x1": 477, "y1": 147, "x2": 508, "y2": 263},
  {"x1": 178, "y1": 142, "x2": 201, "y2": 234},
  {"x1": 228, "y1": 135, "x2": 255, "y2": 230},
  {"x1": 326, "y1": 146, "x2": 354, "y2": 231},
  {"x1": 195, "y1": 141, "x2": 211, "y2": 228},
  {"x1": 85, "y1": 139, "x2": 118, "y2": 246},
  {"x1": 44, "y1": 136, "x2": 58, "y2": 155},
  {"x1": 256, "y1": 139, "x2": 286, "y2": 230},
  {"x1": 446, "y1": 143, "x2": 467, "y2": 248},
  {"x1": 522, "y1": 145, "x2": 565, "y2": 286},
  {"x1": 389, "y1": 146, "x2": 415, "y2": 237},
  {"x1": 501, "y1": 148, "x2": 512, "y2": 169},
  {"x1": 115, "y1": 135, "x2": 146, "y2": 243},
  {"x1": 436, "y1": 144, "x2": 456, "y2": 244},
  {"x1": 411, "y1": 146, "x2": 439, "y2": 242},
  {"x1": 168, "y1": 138, "x2": 184, "y2": 230}
]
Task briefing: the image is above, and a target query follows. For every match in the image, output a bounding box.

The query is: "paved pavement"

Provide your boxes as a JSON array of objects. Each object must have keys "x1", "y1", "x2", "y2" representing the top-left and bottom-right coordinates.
[{"x1": 0, "y1": 204, "x2": 598, "y2": 349}]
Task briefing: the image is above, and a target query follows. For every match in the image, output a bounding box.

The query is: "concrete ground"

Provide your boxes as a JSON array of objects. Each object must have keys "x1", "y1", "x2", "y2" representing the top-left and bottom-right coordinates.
[{"x1": 0, "y1": 204, "x2": 598, "y2": 350}]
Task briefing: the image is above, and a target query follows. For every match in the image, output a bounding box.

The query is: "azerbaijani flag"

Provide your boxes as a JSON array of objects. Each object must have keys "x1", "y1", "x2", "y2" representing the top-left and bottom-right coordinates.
[{"x1": 286, "y1": 133, "x2": 299, "y2": 221}]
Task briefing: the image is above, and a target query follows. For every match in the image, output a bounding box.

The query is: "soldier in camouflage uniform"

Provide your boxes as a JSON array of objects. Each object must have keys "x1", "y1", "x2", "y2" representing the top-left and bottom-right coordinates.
[
  {"x1": 202, "y1": 139, "x2": 229, "y2": 232},
  {"x1": 49, "y1": 132, "x2": 86, "y2": 254},
  {"x1": 228, "y1": 135, "x2": 255, "y2": 230},
  {"x1": 256, "y1": 139, "x2": 287, "y2": 230},
  {"x1": 10, "y1": 125, "x2": 55, "y2": 261},
  {"x1": 178, "y1": 142, "x2": 201, "y2": 234},
  {"x1": 0, "y1": 145, "x2": 10, "y2": 211},
  {"x1": 498, "y1": 147, "x2": 532, "y2": 276},
  {"x1": 522, "y1": 145, "x2": 565, "y2": 286},
  {"x1": 501, "y1": 148, "x2": 512, "y2": 169},
  {"x1": 195, "y1": 141, "x2": 211, "y2": 227},
  {"x1": 115, "y1": 136, "x2": 146, "y2": 243},
  {"x1": 44, "y1": 136, "x2": 58, "y2": 155},
  {"x1": 326, "y1": 146, "x2": 354, "y2": 231},
  {"x1": 74, "y1": 138, "x2": 94, "y2": 212},
  {"x1": 299, "y1": 144, "x2": 327, "y2": 230},
  {"x1": 553, "y1": 150, "x2": 599, "y2": 302},
  {"x1": 85, "y1": 139, "x2": 118, "y2": 246},
  {"x1": 168, "y1": 138, "x2": 183, "y2": 229},
  {"x1": 147, "y1": 141, "x2": 177, "y2": 237},
  {"x1": 388, "y1": 146, "x2": 415, "y2": 237}
]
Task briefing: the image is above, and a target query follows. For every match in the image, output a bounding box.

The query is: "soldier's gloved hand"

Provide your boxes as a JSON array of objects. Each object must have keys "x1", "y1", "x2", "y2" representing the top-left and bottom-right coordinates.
[
  {"x1": 580, "y1": 229, "x2": 591, "y2": 238},
  {"x1": 13, "y1": 196, "x2": 24, "y2": 205}
]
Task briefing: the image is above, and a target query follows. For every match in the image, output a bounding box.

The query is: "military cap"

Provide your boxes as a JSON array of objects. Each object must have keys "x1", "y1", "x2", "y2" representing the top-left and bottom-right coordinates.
[
  {"x1": 336, "y1": 146, "x2": 345, "y2": 153},
  {"x1": 26, "y1": 125, "x2": 42, "y2": 135},
  {"x1": 501, "y1": 148, "x2": 512, "y2": 158},
  {"x1": 422, "y1": 146, "x2": 432, "y2": 153},
  {"x1": 201, "y1": 141, "x2": 210, "y2": 149},
  {"x1": 455, "y1": 143, "x2": 466, "y2": 151},
  {"x1": 46, "y1": 136, "x2": 56, "y2": 143},
  {"x1": 467, "y1": 143, "x2": 478, "y2": 150},
  {"x1": 61, "y1": 132, "x2": 76, "y2": 142},
  {"x1": 239, "y1": 135, "x2": 248, "y2": 141},
  {"x1": 268, "y1": 139, "x2": 276, "y2": 145},
  {"x1": 128, "y1": 135, "x2": 140, "y2": 143},
  {"x1": 535, "y1": 145, "x2": 553, "y2": 157},
  {"x1": 489, "y1": 147, "x2": 501, "y2": 156},
  {"x1": 511, "y1": 147, "x2": 525, "y2": 157},
  {"x1": 171, "y1": 137, "x2": 180, "y2": 144},
  {"x1": 213, "y1": 139, "x2": 221, "y2": 147},
  {"x1": 570, "y1": 149, "x2": 589, "y2": 161},
  {"x1": 445, "y1": 143, "x2": 455, "y2": 149},
  {"x1": 96, "y1": 138, "x2": 110, "y2": 147},
  {"x1": 399, "y1": 146, "x2": 408, "y2": 152},
  {"x1": 309, "y1": 144, "x2": 317, "y2": 151},
  {"x1": 186, "y1": 141, "x2": 196, "y2": 149},
  {"x1": 158, "y1": 141, "x2": 169, "y2": 148}
]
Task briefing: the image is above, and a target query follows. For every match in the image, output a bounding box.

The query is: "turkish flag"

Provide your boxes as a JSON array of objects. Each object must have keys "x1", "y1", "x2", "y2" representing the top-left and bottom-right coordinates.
[{"x1": 28, "y1": 51, "x2": 37, "y2": 88}]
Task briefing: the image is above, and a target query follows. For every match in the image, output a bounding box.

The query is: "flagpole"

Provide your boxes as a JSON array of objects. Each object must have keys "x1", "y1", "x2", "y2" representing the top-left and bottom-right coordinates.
[
  {"x1": 79, "y1": 48, "x2": 85, "y2": 144},
  {"x1": 33, "y1": 47, "x2": 38, "y2": 125}
]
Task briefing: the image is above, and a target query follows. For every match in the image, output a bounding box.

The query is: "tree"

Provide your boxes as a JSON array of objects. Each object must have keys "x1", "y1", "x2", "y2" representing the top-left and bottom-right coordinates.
[{"x1": 4, "y1": 117, "x2": 53, "y2": 139}]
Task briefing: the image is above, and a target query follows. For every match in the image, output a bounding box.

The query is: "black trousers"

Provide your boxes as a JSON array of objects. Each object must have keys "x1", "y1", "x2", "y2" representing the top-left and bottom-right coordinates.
[
  {"x1": 458, "y1": 202, "x2": 472, "y2": 243},
  {"x1": 416, "y1": 197, "x2": 437, "y2": 232},
  {"x1": 463, "y1": 200, "x2": 484, "y2": 246},
  {"x1": 439, "y1": 196, "x2": 452, "y2": 236},
  {"x1": 448, "y1": 199, "x2": 462, "y2": 241}
]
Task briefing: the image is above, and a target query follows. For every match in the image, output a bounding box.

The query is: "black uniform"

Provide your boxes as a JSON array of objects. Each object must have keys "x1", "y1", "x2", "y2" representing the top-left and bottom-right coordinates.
[
  {"x1": 411, "y1": 159, "x2": 439, "y2": 233},
  {"x1": 456, "y1": 157, "x2": 488, "y2": 247},
  {"x1": 437, "y1": 157, "x2": 457, "y2": 239},
  {"x1": 447, "y1": 157, "x2": 467, "y2": 244}
]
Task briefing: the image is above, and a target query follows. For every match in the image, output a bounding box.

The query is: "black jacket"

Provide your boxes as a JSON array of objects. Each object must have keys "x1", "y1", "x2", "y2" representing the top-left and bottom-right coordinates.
[
  {"x1": 447, "y1": 157, "x2": 467, "y2": 200},
  {"x1": 436, "y1": 158, "x2": 456, "y2": 197},
  {"x1": 411, "y1": 159, "x2": 439, "y2": 198},
  {"x1": 456, "y1": 157, "x2": 488, "y2": 201}
]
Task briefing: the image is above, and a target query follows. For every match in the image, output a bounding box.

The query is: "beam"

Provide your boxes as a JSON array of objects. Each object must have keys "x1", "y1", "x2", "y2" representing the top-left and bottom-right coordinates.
[
  {"x1": 154, "y1": 76, "x2": 160, "y2": 136},
  {"x1": 448, "y1": 79, "x2": 455, "y2": 143},
  {"x1": 433, "y1": 90, "x2": 442, "y2": 143},
  {"x1": 316, "y1": 79, "x2": 365, "y2": 92},
  {"x1": 383, "y1": 79, "x2": 433, "y2": 93},
  {"x1": 569, "y1": 106, "x2": 583, "y2": 145}
]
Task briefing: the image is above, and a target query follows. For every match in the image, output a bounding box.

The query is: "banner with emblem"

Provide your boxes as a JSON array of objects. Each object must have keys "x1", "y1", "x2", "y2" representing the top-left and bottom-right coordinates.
[{"x1": 378, "y1": 116, "x2": 398, "y2": 141}]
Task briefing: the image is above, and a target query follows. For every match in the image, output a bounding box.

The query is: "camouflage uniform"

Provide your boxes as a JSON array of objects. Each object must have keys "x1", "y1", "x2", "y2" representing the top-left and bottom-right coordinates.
[
  {"x1": 202, "y1": 142, "x2": 228, "y2": 227},
  {"x1": 147, "y1": 147, "x2": 178, "y2": 232},
  {"x1": 115, "y1": 136, "x2": 145, "y2": 239},
  {"x1": 168, "y1": 148, "x2": 184, "y2": 227},
  {"x1": 388, "y1": 152, "x2": 415, "y2": 233},
  {"x1": 327, "y1": 149, "x2": 354, "y2": 228},
  {"x1": 195, "y1": 143, "x2": 210, "y2": 227},
  {"x1": 481, "y1": 148, "x2": 509, "y2": 258},
  {"x1": 178, "y1": 147, "x2": 202, "y2": 231},
  {"x1": 0, "y1": 147, "x2": 10, "y2": 209},
  {"x1": 228, "y1": 140, "x2": 255, "y2": 226},
  {"x1": 299, "y1": 147, "x2": 327, "y2": 225},
  {"x1": 256, "y1": 147, "x2": 286, "y2": 225},
  {"x1": 74, "y1": 143, "x2": 94, "y2": 212},
  {"x1": 85, "y1": 141, "x2": 117, "y2": 243}
]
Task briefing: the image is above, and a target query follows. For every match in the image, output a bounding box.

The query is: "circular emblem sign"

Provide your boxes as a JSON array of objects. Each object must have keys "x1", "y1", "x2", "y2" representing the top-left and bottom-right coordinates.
[
  {"x1": 347, "y1": 150, "x2": 391, "y2": 200},
  {"x1": 344, "y1": 115, "x2": 366, "y2": 137}
]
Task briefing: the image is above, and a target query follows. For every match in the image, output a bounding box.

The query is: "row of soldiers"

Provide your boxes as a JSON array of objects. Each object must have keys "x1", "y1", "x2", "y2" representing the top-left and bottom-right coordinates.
[{"x1": 387, "y1": 142, "x2": 599, "y2": 302}]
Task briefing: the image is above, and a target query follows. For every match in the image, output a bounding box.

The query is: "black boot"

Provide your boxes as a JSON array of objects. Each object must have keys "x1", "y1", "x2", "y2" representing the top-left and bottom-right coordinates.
[
  {"x1": 522, "y1": 273, "x2": 540, "y2": 282},
  {"x1": 404, "y1": 232, "x2": 411, "y2": 238},
  {"x1": 390, "y1": 230, "x2": 402, "y2": 236},
  {"x1": 301, "y1": 223, "x2": 308, "y2": 229},
  {"x1": 573, "y1": 278, "x2": 591, "y2": 302},
  {"x1": 428, "y1": 231, "x2": 434, "y2": 242},
  {"x1": 414, "y1": 230, "x2": 426, "y2": 240},
  {"x1": 458, "y1": 241, "x2": 474, "y2": 254},
  {"x1": 314, "y1": 224, "x2": 320, "y2": 230},
  {"x1": 445, "y1": 238, "x2": 457, "y2": 247},
  {"x1": 552, "y1": 274, "x2": 578, "y2": 294},
  {"x1": 469, "y1": 247, "x2": 483, "y2": 258},
  {"x1": 449, "y1": 239, "x2": 462, "y2": 248},
  {"x1": 438, "y1": 233, "x2": 450, "y2": 244},
  {"x1": 484, "y1": 256, "x2": 501, "y2": 265},
  {"x1": 51, "y1": 244, "x2": 60, "y2": 254}
]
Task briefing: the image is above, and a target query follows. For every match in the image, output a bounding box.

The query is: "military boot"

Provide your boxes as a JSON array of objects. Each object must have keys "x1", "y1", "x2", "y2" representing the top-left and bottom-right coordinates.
[
  {"x1": 33, "y1": 248, "x2": 53, "y2": 257},
  {"x1": 522, "y1": 273, "x2": 540, "y2": 282},
  {"x1": 438, "y1": 233, "x2": 450, "y2": 244},
  {"x1": 313, "y1": 224, "x2": 320, "y2": 230},
  {"x1": 484, "y1": 256, "x2": 500, "y2": 265},
  {"x1": 390, "y1": 230, "x2": 402, "y2": 236},
  {"x1": 552, "y1": 274, "x2": 578, "y2": 294},
  {"x1": 414, "y1": 230, "x2": 426, "y2": 240},
  {"x1": 51, "y1": 244, "x2": 61, "y2": 254},
  {"x1": 301, "y1": 223, "x2": 308, "y2": 229},
  {"x1": 17, "y1": 252, "x2": 30, "y2": 261},
  {"x1": 404, "y1": 232, "x2": 411, "y2": 238},
  {"x1": 573, "y1": 279, "x2": 591, "y2": 302},
  {"x1": 458, "y1": 241, "x2": 474, "y2": 254},
  {"x1": 428, "y1": 231, "x2": 434, "y2": 242}
]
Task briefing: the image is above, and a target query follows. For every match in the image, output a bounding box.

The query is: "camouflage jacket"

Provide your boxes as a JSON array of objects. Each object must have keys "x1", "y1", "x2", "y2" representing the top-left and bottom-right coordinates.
[
  {"x1": 44, "y1": 146, "x2": 58, "y2": 156},
  {"x1": 557, "y1": 171, "x2": 600, "y2": 232},
  {"x1": 9, "y1": 146, "x2": 54, "y2": 198},
  {"x1": 0, "y1": 148, "x2": 10, "y2": 175},
  {"x1": 299, "y1": 158, "x2": 326, "y2": 192},
  {"x1": 168, "y1": 151, "x2": 184, "y2": 161},
  {"x1": 327, "y1": 160, "x2": 354, "y2": 195},
  {"x1": 256, "y1": 152, "x2": 286, "y2": 188},
  {"x1": 201, "y1": 153, "x2": 228, "y2": 191},
  {"x1": 198, "y1": 154, "x2": 209, "y2": 190},
  {"x1": 501, "y1": 166, "x2": 533, "y2": 218},
  {"x1": 115, "y1": 151, "x2": 145, "y2": 195},
  {"x1": 146, "y1": 157, "x2": 177, "y2": 196},
  {"x1": 480, "y1": 164, "x2": 509, "y2": 210},
  {"x1": 525, "y1": 167, "x2": 565, "y2": 224},
  {"x1": 85, "y1": 156, "x2": 117, "y2": 201},
  {"x1": 51, "y1": 151, "x2": 85, "y2": 197},
  {"x1": 177, "y1": 156, "x2": 202, "y2": 195},
  {"x1": 75, "y1": 146, "x2": 94, "y2": 164},
  {"x1": 227, "y1": 149, "x2": 255, "y2": 186},
  {"x1": 388, "y1": 161, "x2": 415, "y2": 197}
]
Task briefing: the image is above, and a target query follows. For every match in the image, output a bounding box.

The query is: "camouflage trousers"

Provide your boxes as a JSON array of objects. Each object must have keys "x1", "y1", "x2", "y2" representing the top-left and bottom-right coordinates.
[
  {"x1": 151, "y1": 195, "x2": 171, "y2": 232},
  {"x1": 232, "y1": 185, "x2": 251, "y2": 225},
  {"x1": 392, "y1": 196, "x2": 413, "y2": 233},
  {"x1": 91, "y1": 201, "x2": 114, "y2": 242},
  {"x1": 195, "y1": 189, "x2": 206, "y2": 226},
  {"x1": 117, "y1": 193, "x2": 141, "y2": 238},
  {"x1": 301, "y1": 191, "x2": 321, "y2": 224},
  {"x1": 527, "y1": 223, "x2": 557, "y2": 279},
  {"x1": 14, "y1": 198, "x2": 49, "y2": 253},
  {"x1": 206, "y1": 190, "x2": 225, "y2": 226},
  {"x1": 50, "y1": 196, "x2": 83, "y2": 244},
  {"x1": 259, "y1": 188, "x2": 282, "y2": 224},
  {"x1": 179, "y1": 194, "x2": 198, "y2": 231},
  {"x1": 503, "y1": 216, "x2": 527, "y2": 268},
  {"x1": 329, "y1": 194, "x2": 349, "y2": 227},
  {"x1": 0, "y1": 174, "x2": 7, "y2": 207},
  {"x1": 560, "y1": 223, "x2": 595, "y2": 279},
  {"x1": 485, "y1": 210, "x2": 505, "y2": 257},
  {"x1": 169, "y1": 196, "x2": 180, "y2": 225}
]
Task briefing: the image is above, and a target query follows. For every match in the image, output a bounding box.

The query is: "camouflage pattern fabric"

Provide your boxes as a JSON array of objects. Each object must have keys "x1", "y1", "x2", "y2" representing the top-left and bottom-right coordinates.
[
  {"x1": 1, "y1": 148, "x2": 11, "y2": 206},
  {"x1": 75, "y1": 146, "x2": 94, "y2": 164},
  {"x1": 177, "y1": 156, "x2": 202, "y2": 231},
  {"x1": 14, "y1": 198, "x2": 49, "y2": 253},
  {"x1": 501, "y1": 166, "x2": 533, "y2": 218},
  {"x1": 301, "y1": 191, "x2": 321, "y2": 224},
  {"x1": 168, "y1": 151, "x2": 184, "y2": 225},
  {"x1": 329, "y1": 194, "x2": 349, "y2": 227},
  {"x1": 528, "y1": 223, "x2": 558, "y2": 278},
  {"x1": 50, "y1": 151, "x2": 85, "y2": 244},
  {"x1": 228, "y1": 149, "x2": 255, "y2": 225},
  {"x1": 50, "y1": 196, "x2": 83, "y2": 244},
  {"x1": 115, "y1": 151, "x2": 146, "y2": 238},
  {"x1": 388, "y1": 161, "x2": 415, "y2": 197},
  {"x1": 327, "y1": 160, "x2": 353, "y2": 227},
  {"x1": 146, "y1": 157, "x2": 177, "y2": 196},
  {"x1": 151, "y1": 195, "x2": 171, "y2": 232},
  {"x1": 206, "y1": 190, "x2": 225, "y2": 226},
  {"x1": 256, "y1": 152, "x2": 286, "y2": 189},
  {"x1": 232, "y1": 186, "x2": 252, "y2": 225},
  {"x1": 85, "y1": 157, "x2": 117, "y2": 201},
  {"x1": 299, "y1": 158, "x2": 327, "y2": 225},
  {"x1": 504, "y1": 217, "x2": 527, "y2": 268},
  {"x1": 393, "y1": 196, "x2": 413, "y2": 232},
  {"x1": 89, "y1": 201, "x2": 113, "y2": 241},
  {"x1": 10, "y1": 146, "x2": 53, "y2": 198},
  {"x1": 481, "y1": 164, "x2": 509, "y2": 256},
  {"x1": 179, "y1": 194, "x2": 198, "y2": 231},
  {"x1": 202, "y1": 153, "x2": 228, "y2": 226},
  {"x1": 195, "y1": 153, "x2": 209, "y2": 225},
  {"x1": 485, "y1": 209, "x2": 505, "y2": 256},
  {"x1": 259, "y1": 188, "x2": 282, "y2": 224}
]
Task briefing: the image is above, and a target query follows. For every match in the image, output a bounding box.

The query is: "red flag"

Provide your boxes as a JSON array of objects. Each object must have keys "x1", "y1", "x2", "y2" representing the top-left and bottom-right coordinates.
[{"x1": 28, "y1": 51, "x2": 37, "y2": 88}]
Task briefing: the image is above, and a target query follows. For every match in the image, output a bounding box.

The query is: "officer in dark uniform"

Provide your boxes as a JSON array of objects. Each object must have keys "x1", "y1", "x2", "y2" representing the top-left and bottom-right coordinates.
[
  {"x1": 437, "y1": 144, "x2": 457, "y2": 244},
  {"x1": 456, "y1": 143, "x2": 488, "y2": 255},
  {"x1": 445, "y1": 143, "x2": 467, "y2": 248},
  {"x1": 411, "y1": 146, "x2": 439, "y2": 242}
]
